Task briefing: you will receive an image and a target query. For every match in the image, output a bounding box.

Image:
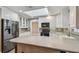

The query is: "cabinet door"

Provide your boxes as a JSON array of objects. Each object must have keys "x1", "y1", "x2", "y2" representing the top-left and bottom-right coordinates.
[
  {"x1": 76, "y1": 7, "x2": 79, "y2": 29},
  {"x1": 26, "y1": 20, "x2": 28, "y2": 27},
  {"x1": 20, "y1": 17, "x2": 26, "y2": 28},
  {"x1": 70, "y1": 7, "x2": 76, "y2": 28},
  {"x1": 23, "y1": 18, "x2": 26, "y2": 27},
  {"x1": 20, "y1": 17, "x2": 30, "y2": 28},
  {"x1": 20, "y1": 17, "x2": 22, "y2": 27},
  {"x1": 17, "y1": 44, "x2": 23, "y2": 53},
  {"x1": 26, "y1": 19, "x2": 30, "y2": 28},
  {"x1": 56, "y1": 14, "x2": 63, "y2": 28}
]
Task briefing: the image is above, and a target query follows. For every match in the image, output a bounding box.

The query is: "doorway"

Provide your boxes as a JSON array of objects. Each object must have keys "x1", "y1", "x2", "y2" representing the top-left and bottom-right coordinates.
[{"x1": 32, "y1": 21, "x2": 39, "y2": 35}]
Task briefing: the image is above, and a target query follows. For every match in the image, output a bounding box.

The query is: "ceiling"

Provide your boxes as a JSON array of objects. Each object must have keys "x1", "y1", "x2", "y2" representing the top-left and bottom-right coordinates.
[
  {"x1": 24, "y1": 8, "x2": 49, "y2": 17},
  {"x1": 5, "y1": 6, "x2": 45, "y2": 11},
  {"x1": 4, "y1": 6, "x2": 69, "y2": 18},
  {"x1": 48, "y1": 6, "x2": 69, "y2": 15}
]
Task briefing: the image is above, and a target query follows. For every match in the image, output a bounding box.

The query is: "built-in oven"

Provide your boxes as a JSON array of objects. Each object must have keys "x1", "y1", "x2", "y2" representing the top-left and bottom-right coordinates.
[{"x1": 40, "y1": 22, "x2": 50, "y2": 36}]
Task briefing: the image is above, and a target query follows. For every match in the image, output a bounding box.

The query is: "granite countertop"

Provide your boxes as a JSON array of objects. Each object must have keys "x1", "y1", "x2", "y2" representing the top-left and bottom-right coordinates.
[{"x1": 10, "y1": 35, "x2": 79, "y2": 52}]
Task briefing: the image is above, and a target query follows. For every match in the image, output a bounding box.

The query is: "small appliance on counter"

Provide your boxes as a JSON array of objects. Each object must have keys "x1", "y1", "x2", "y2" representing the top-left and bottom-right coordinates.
[
  {"x1": 40, "y1": 22, "x2": 50, "y2": 36},
  {"x1": 1, "y1": 19, "x2": 19, "y2": 53}
]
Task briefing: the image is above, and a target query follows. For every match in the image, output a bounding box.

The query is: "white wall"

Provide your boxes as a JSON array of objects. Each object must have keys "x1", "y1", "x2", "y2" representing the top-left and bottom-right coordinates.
[
  {"x1": 38, "y1": 16, "x2": 56, "y2": 31},
  {"x1": 2, "y1": 7, "x2": 19, "y2": 21}
]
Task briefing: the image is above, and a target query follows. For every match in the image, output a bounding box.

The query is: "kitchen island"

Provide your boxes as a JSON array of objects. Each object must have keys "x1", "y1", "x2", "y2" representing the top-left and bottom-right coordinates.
[{"x1": 10, "y1": 35, "x2": 79, "y2": 53}]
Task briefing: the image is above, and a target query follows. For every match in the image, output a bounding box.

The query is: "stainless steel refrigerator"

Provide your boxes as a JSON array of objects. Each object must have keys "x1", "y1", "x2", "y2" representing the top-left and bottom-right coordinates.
[{"x1": 1, "y1": 19, "x2": 19, "y2": 53}]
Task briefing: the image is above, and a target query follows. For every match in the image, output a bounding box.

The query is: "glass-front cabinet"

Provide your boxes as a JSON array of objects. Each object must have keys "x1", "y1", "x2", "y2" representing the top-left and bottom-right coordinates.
[{"x1": 19, "y1": 17, "x2": 30, "y2": 29}]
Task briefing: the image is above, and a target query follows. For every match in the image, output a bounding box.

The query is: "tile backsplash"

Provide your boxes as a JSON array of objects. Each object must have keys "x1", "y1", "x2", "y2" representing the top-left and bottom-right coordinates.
[{"x1": 19, "y1": 28, "x2": 30, "y2": 34}]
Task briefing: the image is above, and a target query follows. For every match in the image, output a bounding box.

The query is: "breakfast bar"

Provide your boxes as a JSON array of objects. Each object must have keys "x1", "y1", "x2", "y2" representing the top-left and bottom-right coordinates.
[{"x1": 10, "y1": 35, "x2": 79, "y2": 53}]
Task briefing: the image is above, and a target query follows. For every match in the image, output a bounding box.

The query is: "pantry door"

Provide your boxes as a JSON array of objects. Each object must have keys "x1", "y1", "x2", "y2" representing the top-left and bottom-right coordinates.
[{"x1": 32, "y1": 22, "x2": 39, "y2": 34}]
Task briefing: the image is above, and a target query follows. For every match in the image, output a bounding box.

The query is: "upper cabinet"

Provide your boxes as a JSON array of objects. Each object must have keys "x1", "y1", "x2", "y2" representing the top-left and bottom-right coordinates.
[
  {"x1": 55, "y1": 14, "x2": 63, "y2": 28},
  {"x1": 19, "y1": 17, "x2": 30, "y2": 28},
  {"x1": 69, "y1": 6, "x2": 76, "y2": 28},
  {"x1": 69, "y1": 6, "x2": 79, "y2": 29},
  {"x1": 55, "y1": 8, "x2": 69, "y2": 28}
]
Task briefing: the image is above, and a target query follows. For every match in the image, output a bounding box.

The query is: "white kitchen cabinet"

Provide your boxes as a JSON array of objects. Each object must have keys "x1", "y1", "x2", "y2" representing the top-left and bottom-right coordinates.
[
  {"x1": 19, "y1": 17, "x2": 30, "y2": 28},
  {"x1": 69, "y1": 6, "x2": 76, "y2": 28},
  {"x1": 56, "y1": 14, "x2": 63, "y2": 28},
  {"x1": 55, "y1": 8, "x2": 69, "y2": 28}
]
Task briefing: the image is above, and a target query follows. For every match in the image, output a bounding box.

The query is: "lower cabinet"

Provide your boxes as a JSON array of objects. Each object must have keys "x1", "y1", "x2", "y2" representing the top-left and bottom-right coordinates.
[{"x1": 16, "y1": 43, "x2": 60, "y2": 53}]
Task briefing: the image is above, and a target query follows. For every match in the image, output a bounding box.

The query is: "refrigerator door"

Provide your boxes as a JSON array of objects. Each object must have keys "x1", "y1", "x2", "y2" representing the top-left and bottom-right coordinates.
[
  {"x1": 12, "y1": 21, "x2": 19, "y2": 38},
  {"x1": 1, "y1": 19, "x2": 19, "y2": 53}
]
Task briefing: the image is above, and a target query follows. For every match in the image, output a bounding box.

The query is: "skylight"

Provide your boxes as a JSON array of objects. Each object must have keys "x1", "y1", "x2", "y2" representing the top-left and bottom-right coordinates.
[{"x1": 24, "y1": 8, "x2": 48, "y2": 17}]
